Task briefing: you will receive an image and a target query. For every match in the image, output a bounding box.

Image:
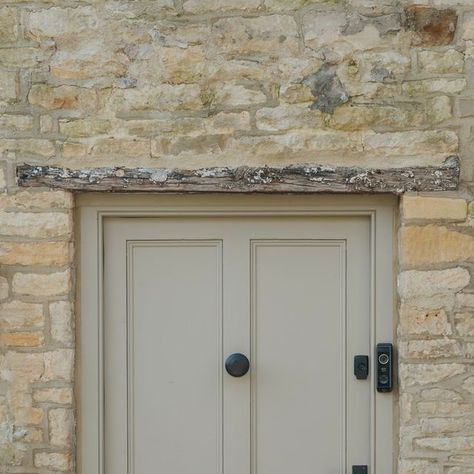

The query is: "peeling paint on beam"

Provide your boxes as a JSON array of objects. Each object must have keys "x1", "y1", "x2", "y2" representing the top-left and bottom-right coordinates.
[{"x1": 17, "y1": 156, "x2": 460, "y2": 194}]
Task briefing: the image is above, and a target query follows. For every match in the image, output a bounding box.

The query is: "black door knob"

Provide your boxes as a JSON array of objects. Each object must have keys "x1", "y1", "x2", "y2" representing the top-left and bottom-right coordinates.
[{"x1": 225, "y1": 353, "x2": 250, "y2": 377}]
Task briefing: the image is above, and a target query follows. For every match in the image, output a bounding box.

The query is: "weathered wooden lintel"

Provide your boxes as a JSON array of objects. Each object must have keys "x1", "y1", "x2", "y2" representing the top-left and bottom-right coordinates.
[{"x1": 17, "y1": 156, "x2": 460, "y2": 194}]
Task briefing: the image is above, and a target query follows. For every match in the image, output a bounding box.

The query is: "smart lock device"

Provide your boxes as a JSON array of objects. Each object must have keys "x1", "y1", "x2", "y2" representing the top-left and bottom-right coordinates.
[{"x1": 376, "y1": 343, "x2": 393, "y2": 392}]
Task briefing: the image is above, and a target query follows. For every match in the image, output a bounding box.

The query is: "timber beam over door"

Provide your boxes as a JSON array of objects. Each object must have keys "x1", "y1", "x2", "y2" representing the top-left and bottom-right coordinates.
[{"x1": 17, "y1": 155, "x2": 460, "y2": 194}]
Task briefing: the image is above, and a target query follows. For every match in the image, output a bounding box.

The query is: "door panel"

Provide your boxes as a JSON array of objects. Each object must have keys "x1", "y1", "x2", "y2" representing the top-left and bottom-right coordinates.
[
  {"x1": 251, "y1": 241, "x2": 346, "y2": 474},
  {"x1": 104, "y1": 216, "x2": 371, "y2": 474}
]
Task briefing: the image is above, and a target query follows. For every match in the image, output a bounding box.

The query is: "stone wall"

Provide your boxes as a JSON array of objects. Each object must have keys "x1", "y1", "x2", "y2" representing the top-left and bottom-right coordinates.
[{"x1": 0, "y1": 0, "x2": 474, "y2": 472}]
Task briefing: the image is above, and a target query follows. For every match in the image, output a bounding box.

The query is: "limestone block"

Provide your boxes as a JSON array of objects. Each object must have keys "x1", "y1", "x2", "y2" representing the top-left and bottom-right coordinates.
[
  {"x1": 26, "y1": 6, "x2": 98, "y2": 40},
  {"x1": 256, "y1": 104, "x2": 324, "y2": 131},
  {"x1": 33, "y1": 387, "x2": 73, "y2": 405},
  {"x1": 28, "y1": 84, "x2": 97, "y2": 112},
  {"x1": 418, "y1": 49, "x2": 464, "y2": 74},
  {"x1": 0, "y1": 45, "x2": 52, "y2": 68},
  {"x1": 363, "y1": 130, "x2": 458, "y2": 155},
  {"x1": 42, "y1": 349, "x2": 74, "y2": 382},
  {"x1": 420, "y1": 416, "x2": 471, "y2": 433},
  {"x1": 404, "y1": 6, "x2": 457, "y2": 46},
  {"x1": 463, "y1": 376, "x2": 474, "y2": 394},
  {"x1": 0, "y1": 301, "x2": 44, "y2": 330},
  {"x1": 0, "y1": 138, "x2": 55, "y2": 158},
  {"x1": 402, "y1": 196, "x2": 467, "y2": 221},
  {"x1": 456, "y1": 293, "x2": 474, "y2": 308},
  {"x1": 398, "y1": 268, "x2": 470, "y2": 300},
  {"x1": 0, "y1": 241, "x2": 69, "y2": 266},
  {"x1": 446, "y1": 468, "x2": 474, "y2": 474},
  {"x1": 264, "y1": 0, "x2": 308, "y2": 11},
  {"x1": 1, "y1": 352, "x2": 45, "y2": 383},
  {"x1": 402, "y1": 78, "x2": 467, "y2": 96},
  {"x1": 400, "y1": 226, "x2": 474, "y2": 266},
  {"x1": 399, "y1": 306, "x2": 452, "y2": 336},
  {"x1": 398, "y1": 459, "x2": 439, "y2": 474},
  {"x1": 212, "y1": 83, "x2": 267, "y2": 108},
  {"x1": 212, "y1": 15, "x2": 299, "y2": 57},
  {"x1": 50, "y1": 301, "x2": 73, "y2": 345},
  {"x1": 49, "y1": 408, "x2": 73, "y2": 447},
  {"x1": 421, "y1": 388, "x2": 462, "y2": 400},
  {"x1": 12, "y1": 270, "x2": 70, "y2": 297},
  {"x1": 34, "y1": 452, "x2": 71, "y2": 470},
  {"x1": 89, "y1": 138, "x2": 151, "y2": 159},
  {"x1": 463, "y1": 14, "x2": 474, "y2": 40},
  {"x1": 0, "y1": 70, "x2": 17, "y2": 103},
  {"x1": 0, "y1": 211, "x2": 71, "y2": 238},
  {"x1": 399, "y1": 363, "x2": 466, "y2": 386},
  {"x1": 0, "y1": 114, "x2": 33, "y2": 131},
  {"x1": 0, "y1": 7, "x2": 16, "y2": 42},
  {"x1": 0, "y1": 332, "x2": 44, "y2": 347},
  {"x1": 415, "y1": 436, "x2": 474, "y2": 451},
  {"x1": 399, "y1": 339, "x2": 462, "y2": 359},
  {"x1": 455, "y1": 312, "x2": 474, "y2": 336},
  {"x1": 0, "y1": 276, "x2": 8, "y2": 300},
  {"x1": 417, "y1": 401, "x2": 473, "y2": 416},
  {"x1": 427, "y1": 96, "x2": 452, "y2": 123},
  {"x1": 184, "y1": 0, "x2": 258, "y2": 13},
  {"x1": 59, "y1": 119, "x2": 111, "y2": 138},
  {"x1": 0, "y1": 191, "x2": 73, "y2": 209}
]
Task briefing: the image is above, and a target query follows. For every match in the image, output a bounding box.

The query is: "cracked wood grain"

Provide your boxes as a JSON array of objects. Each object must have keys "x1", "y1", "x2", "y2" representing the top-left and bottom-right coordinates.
[{"x1": 17, "y1": 156, "x2": 460, "y2": 194}]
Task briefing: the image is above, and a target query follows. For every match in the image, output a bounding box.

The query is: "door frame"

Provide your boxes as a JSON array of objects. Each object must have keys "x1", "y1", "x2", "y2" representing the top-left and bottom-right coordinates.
[{"x1": 77, "y1": 193, "x2": 397, "y2": 474}]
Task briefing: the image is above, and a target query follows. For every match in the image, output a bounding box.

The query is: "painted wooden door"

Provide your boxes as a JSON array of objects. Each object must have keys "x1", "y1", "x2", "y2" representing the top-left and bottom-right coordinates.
[{"x1": 104, "y1": 215, "x2": 372, "y2": 474}]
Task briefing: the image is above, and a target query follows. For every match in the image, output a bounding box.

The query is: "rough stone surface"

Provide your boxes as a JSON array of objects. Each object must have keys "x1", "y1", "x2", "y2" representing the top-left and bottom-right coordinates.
[{"x1": 402, "y1": 196, "x2": 467, "y2": 221}]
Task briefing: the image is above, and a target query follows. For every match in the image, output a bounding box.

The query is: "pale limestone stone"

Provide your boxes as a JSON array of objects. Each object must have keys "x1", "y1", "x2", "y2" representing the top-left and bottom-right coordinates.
[
  {"x1": 464, "y1": 342, "x2": 474, "y2": 357},
  {"x1": 33, "y1": 387, "x2": 73, "y2": 405},
  {"x1": 415, "y1": 436, "x2": 474, "y2": 451},
  {"x1": 446, "y1": 468, "x2": 474, "y2": 474},
  {"x1": 462, "y1": 376, "x2": 474, "y2": 394},
  {"x1": 455, "y1": 313, "x2": 474, "y2": 336},
  {"x1": 49, "y1": 409, "x2": 73, "y2": 447},
  {"x1": 0, "y1": 138, "x2": 55, "y2": 158},
  {"x1": 363, "y1": 130, "x2": 458, "y2": 155},
  {"x1": 457, "y1": 293, "x2": 474, "y2": 308},
  {"x1": 43, "y1": 349, "x2": 74, "y2": 382},
  {"x1": 213, "y1": 84, "x2": 267, "y2": 107},
  {"x1": 256, "y1": 105, "x2": 323, "y2": 131},
  {"x1": 402, "y1": 78, "x2": 467, "y2": 95},
  {"x1": 402, "y1": 196, "x2": 467, "y2": 221},
  {"x1": 28, "y1": 84, "x2": 97, "y2": 112},
  {"x1": 0, "y1": 45, "x2": 52, "y2": 68},
  {"x1": 12, "y1": 270, "x2": 70, "y2": 297},
  {"x1": 0, "y1": 301, "x2": 44, "y2": 330},
  {"x1": 398, "y1": 268, "x2": 470, "y2": 300},
  {"x1": 400, "y1": 226, "x2": 474, "y2": 266},
  {"x1": 427, "y1": 96, "x2": 453, "y2": 123},
  {"x1": 0, "y1": 332, "x2": 44, "y2": 347},
  {"x1": 40, "y1": 115, "x2": 54, "y2": 134},
  {"x1": 400, "y1": 393, "x2": 413, "y2": 424},
  {"x1": 399, "y1": 363, "x2": 466, "y2": 386},
  {"x1": 264, "y1": 0, "x2": 307, "y2": 9},
  {"x1": 0, "y1": 70, "x2": 16, "y2": 103},
  {"x1": 417, "y1": 401, "x2": 473, "y2": 415},
  {"x1": 59, "y1": 118, "x2": 111, "y2": 138},
  {"x1": 0, "y1": 191, "x2": 73, "y2": 209},
  {"x1": 1, "y1": 352, "x2": 44, "y2": 383},
  {"x1": 0, "y1": 7, "x2": 17, "y2": 42},
  {"x1": 421, "y1": 417, "x2": 471, "y2": 433},
  {"x1": 398, "y1": 459, "x2": 439, "y2": 474},
  {"x1": 449, "y1": 455, "x2": 474, "y2": 465},
  {"x1": 49, "y1": 301, "x2": 73, "y2": 345},
  {"x1": 0, "y1": 168, "x2": 6, "y2": 189},
  {"x1": 34, "y1": 452, "x2": 71, "y2": 470},
  {"x1": 106, "y1": 84, "x2": 202, "y2": 113},
  {"x1": 0, "y1": 212, "x2": 71, "y2": 238},
  {"x1": 463, "y1": 15, "x2": 474, "y2": 40},
  {"x1": 421, "y1": 388, "x2": 462, "y2": 401},
  {"x1": 418, "y1": 50, "x2": 464, "y2": 73},
  {"x1": 26, "y1": 6, "x2": 98, "y2": 39},
  {"x1": 0, "y1": 241, "x2": 69, "y2": 266},
  {"x1": 0, "y1": 276, "x2": 8, "y2": 300},
  {"x1": 184, "y1": 0, "x2": 258, "y2": 13},
  {"x1": 89, "y1": 138, "x2": 151, "y2": 159},
  {"x1": 399, "y1": 339, "x2": 462, "y2": 359},
  {"x1": 0, "y1": 114, "x2": 33, "y2": 131},
  {"x1": 212, "y1": 15, "x2": 299, "y2": 57},
  {"x1": 400, "y1": 304, "x2": 453, "y2": 336}
]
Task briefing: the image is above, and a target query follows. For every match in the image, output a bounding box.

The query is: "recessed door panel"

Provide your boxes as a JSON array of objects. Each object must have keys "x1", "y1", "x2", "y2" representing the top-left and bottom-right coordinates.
[{"x1": 251, "y1": 241, "x2": 346, "y2": 474}]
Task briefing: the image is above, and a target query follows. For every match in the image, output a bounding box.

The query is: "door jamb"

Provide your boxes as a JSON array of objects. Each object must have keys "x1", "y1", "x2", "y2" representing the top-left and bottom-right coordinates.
[{"x1": 77, "y1": 194, "x2": 397, "y2": 474}]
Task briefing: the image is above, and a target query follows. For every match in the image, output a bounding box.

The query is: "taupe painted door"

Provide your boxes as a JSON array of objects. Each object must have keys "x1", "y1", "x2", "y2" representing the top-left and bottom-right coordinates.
[{"x1": 104, "y1": 215, "x2": 372, "y2": 474}]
